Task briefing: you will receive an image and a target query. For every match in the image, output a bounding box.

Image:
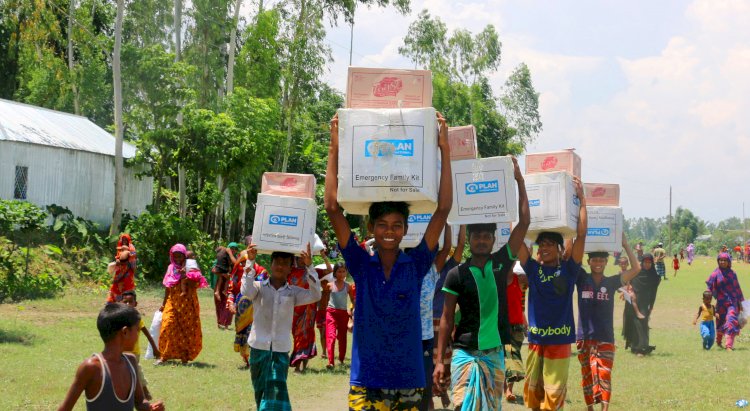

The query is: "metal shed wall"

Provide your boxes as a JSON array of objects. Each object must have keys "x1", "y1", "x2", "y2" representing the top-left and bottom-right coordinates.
[{"x1": 0, "y1": 141, "x2": 153, "y2": 227}]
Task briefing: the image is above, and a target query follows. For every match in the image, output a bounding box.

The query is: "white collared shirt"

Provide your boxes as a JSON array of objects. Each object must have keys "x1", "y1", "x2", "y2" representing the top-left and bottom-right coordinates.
[{"x1": 241, "y1": 261, "x2": 322, "y2": 353}]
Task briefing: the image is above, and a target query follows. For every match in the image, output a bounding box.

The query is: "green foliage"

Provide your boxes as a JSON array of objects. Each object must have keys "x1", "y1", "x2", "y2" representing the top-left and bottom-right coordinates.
[
  {"x1": 235, "y1": 9, "x2": 282, "y2": 99},
  {"x1": 0, "y1": 200, "x2": 47, "y2": 234},
  {"x1": 125, "y1": 212, "x2": 215, "y2": 281},
  {"x1": 0, "y1": 237, "x2": 65, "y2": 302}
]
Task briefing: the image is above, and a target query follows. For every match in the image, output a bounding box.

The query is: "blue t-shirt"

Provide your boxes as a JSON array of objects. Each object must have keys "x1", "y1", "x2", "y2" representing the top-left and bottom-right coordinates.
[
  {"x1": 433, "y1": 258, "x2": 459, "y2": 319},
  {"x1": 341, "y1": 233, "x2": 437, "y2": 389},
  {"x1": 524, "y1": 258, "x2": 579, "y2": 345},
  {"x1": 576, "y1": 269, "x2": 623, "y2": 342}
]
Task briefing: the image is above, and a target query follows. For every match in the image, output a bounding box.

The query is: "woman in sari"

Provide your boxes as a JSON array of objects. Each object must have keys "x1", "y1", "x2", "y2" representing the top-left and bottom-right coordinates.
[
  {"x1": 107, "y1": 234, "x2": 137, "y2": 303},
  {"x1": 686, "y1": 243, "x2": 695, "y2": 265},
  {"x1": 227, "y1": 244, "x2": 268, "y2": 366},
  {"x1": 622, "y1": 253, "x2": 661, "y2": 356},
  {"x1": 706, "y1": 252, "x2": 745, "y2": 350},
  {"x1": 157, "y1": 243, "x2": 203, "y2": 364},
  {"x1": 289, "y1": 257, "x2": 318, "y2": 373}
]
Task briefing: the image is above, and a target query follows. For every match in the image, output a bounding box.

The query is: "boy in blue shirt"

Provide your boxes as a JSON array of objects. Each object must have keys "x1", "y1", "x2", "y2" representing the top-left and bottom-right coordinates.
[
  {"x1": 324, "y1": 112, "x2": 452, "y2": 409},
  {"x1": 517, "y1": 177, "x2": 587, "y2": 411}
]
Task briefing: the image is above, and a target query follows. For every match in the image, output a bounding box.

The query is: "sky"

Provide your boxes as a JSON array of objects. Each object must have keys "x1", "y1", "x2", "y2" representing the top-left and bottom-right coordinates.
[{"x1": 317, "y1": 0, "x2": 750, "y2": 223}]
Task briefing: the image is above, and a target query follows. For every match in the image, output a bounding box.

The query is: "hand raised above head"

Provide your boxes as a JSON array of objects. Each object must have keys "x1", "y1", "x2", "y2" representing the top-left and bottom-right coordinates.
[
  {"x1": 436, "y1": 111, "x2": 448, "y2": 148},
  {"x1": 329, "y1": 114, "x2": 339, "y2": 147},
  {"x1": 300, "y1": 242, "x2": 313, "y2": 267},
  {"x1": 511, "y1": 156, "x2": 523, "y2": 181}
]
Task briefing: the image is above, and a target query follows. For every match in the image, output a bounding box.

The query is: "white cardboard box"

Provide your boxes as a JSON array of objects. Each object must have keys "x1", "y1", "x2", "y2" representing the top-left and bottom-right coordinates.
[
  {"x1": 252, "y1": 193, "x2": 317, "y2": 254},
  {"x1": 525, "y1": 171, "x2": 580, "y2": 239},
  {"x1": 337, "y1": 108, "x2": 439, "y2": 215},
  {"x1": 401, "y1": 213, "x2": 444, "y2": 249},
  {"x1": 346, "y1": 67, "x2": 432, "y2": 109},
  {"x1": 584, "y1": 206, "x2": 623, "y2": 253},
  {"x1": 449, "y1": 222, "x2": 512, "y2": 253},
  {"x1": 447, "y1": 156, "x2": 517, "y2": 225}
]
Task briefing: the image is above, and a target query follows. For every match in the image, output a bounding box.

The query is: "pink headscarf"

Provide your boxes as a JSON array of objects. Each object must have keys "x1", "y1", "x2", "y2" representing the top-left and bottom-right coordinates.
[{"x1": 163, "y1": 243, "x2": 187, "y2": 288}]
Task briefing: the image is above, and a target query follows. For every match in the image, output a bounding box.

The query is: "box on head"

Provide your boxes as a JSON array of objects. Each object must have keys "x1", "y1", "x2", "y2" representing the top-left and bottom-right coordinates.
[
  {"x1": 261, "y1": 172, "x2": 316, "y2": 199},
  {"x1": 448, "y1": 156, "x2": 518, "y2": 225},
  {"x1": 524, "y1": 171, "x2": 580, "y2": 240},
  {"x1": 584, "y1": 183, "x2": 620, "y2": 206},
  {"x1": 447, "y1": 125, "x2": 478, "y2": 161},
  {"x1": 336, "y1": 107, "x2": 439, "y2": 215},
  {"x1": 525, "y1": 149, "x2": 581, "y2": 178},
  {"x1": 584, "y1": 206, "x2": 623, "y2": 253},
  {"x1": 251, "y1": 193, "x2": 317, "y2": 255}
]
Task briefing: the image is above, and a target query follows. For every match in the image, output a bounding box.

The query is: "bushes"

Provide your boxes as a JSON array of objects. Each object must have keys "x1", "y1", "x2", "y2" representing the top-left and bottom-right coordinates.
[{"x1": 125, "y1": 211, "x2": 215, "y2": 281}]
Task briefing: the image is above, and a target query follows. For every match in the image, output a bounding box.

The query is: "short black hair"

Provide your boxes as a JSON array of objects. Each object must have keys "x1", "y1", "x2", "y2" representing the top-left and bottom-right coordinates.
[
  {"x1": 121, "y1": 290, "x2": 137, "y2": 301},
  {"x1": 702, "y1": 290, "x2": 712, "y2": 299},
  {"x1": 535, "y1": 232, "x2": 564, "y2": 247},
  {"x1": 97, "y1": 303, "x2": 140, "y2": 342},
  {"x1": 333, "y1": 262, "x2": 347, "y2": 274},
  {"x1": 271, "y1": 251, "x2": 294, "y2": 266},
  {"x1": 467, "y1": 223, "x2": 497, "y2": 237},
  {"x1": 588, "y1": 251, "x2": 610, "y2": 259},
  {"x1": 368, "y1": 202, "x2": 410, "y2": 224}
]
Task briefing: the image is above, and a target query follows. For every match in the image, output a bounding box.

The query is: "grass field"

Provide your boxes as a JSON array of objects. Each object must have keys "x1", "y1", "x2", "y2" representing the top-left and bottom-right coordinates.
[{"x1": 1, "y1": 255, "x2": 749, "y2": 410}]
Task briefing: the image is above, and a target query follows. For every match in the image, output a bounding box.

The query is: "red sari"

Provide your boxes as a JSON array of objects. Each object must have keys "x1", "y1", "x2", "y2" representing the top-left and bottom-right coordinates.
[
  {"x1": 288, "y1": 267, "x2": 317, "y2": 366},
  {"x1": 107, "y1": 234, "x2": 136, "y2": 303}
]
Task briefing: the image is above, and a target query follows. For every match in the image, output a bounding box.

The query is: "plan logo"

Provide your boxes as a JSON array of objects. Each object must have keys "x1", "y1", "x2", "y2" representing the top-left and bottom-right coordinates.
[
  {"x1": 588, "y1": 228, "x2": 610, "y2": 236},
  {"x1": 365, "y1": 139, "x2": 414, "y2": 157},
  {"x1": 408, "y1": 214, "x2": 432, "y2": 224},
  {"x1": 529, "y1": 199, "x2": 541, "y2": 207},
  {"x1": 269, "y1": 214, "x2": 298, "y2": 227},
  {"x1": 500, "y1": 228, "x2": 511, "y2": 236},
  {"x1": 572, "y1": 196, "x2": 581, "y2": 206},
  {"x1": 465, "y1": 180, "x2": 499, "y2": 195}
]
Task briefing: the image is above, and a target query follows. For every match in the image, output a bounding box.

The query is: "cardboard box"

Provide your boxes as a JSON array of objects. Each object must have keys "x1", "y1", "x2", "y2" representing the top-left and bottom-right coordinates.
[
  {"x1": 261, "y1": 172, "x2": 316, "y2": 199},
  {"x1": 584, "y1": 206, "x2": 623, "y2": 253},
  {"x1": 447, "y1": 156, "x2": 517, "y2": 225},
  {"x1": 584, "y1": 183, "x2": 620, "y2": 206},
  {"x1": 525, "y1": 150, "x2": 582, "y2": 177},
  {"x1": 448, "y1": 125, "x2": 478, "y2": 161},
  {"x1": 449, "y1": 222, "x2": 512, "y2": 253},
  {"x1": 401, "y1": 213, "x2": 444, "y2": 249},
  {"x1": 525, "y1": 171, "x2": 580, "y2": 239},
  {"x1": 337, "y1": 108, "x2": 439, "y2": 215},
  {"x1": 251, "y1": 194, "x2": 317, "y2": 254},
  {"x1": 346, "y1": 67, "x2": 432, "y2": 109}
]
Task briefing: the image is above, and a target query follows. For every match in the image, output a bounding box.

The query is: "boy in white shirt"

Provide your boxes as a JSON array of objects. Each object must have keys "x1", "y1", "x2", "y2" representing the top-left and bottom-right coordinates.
[{"x1": 241, "y1": 243, "x2": 321, "y2": 410}]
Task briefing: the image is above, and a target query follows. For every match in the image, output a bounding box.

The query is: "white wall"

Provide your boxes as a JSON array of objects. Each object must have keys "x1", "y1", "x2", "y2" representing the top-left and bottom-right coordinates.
[{"x1": 0, "y1": 141, "x2": 153, "y2": 227}]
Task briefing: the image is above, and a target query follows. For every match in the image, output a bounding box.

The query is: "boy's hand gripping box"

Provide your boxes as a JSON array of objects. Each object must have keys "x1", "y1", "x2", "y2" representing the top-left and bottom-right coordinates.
[
  {"x1": 447, "y1": 156, "x2": 517, "y2": 225},
  {"x1": 583, "y1": 183, "x2": 620, "y2": 206},
  {"x1": 524, "y1": 171, "x2": 580, "y2": 239},
  {"x1": 251, "y1": 193, "x2": 317, "y2": 255},
  {"x1": 261, "y1": 172, "x2": 316, "y2": 199},
  {"x1": 584, "y1": 206, "x2": 624, "y2": 253},
  {"x1": 346, "y1": 67, "x2": 432, "y2": 109},
  {"x1": 525, "y1": 149, "x2": 582, "y2": 178},
  {"x1": 337, "y1": 108, "x2": 439, "y2": 215},
  {"x1": 448, "y1": 125, "x2": 478, "y2": 161}
]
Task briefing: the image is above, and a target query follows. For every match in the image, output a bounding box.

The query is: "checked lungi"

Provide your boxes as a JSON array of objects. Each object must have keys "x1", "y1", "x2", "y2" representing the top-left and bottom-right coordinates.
[
  {"x1": 451, "y1": 347, "x2": 505, "y2": 411},
  {"x1": 576, "y1": 340, "x2": 615, "y2": 407},
  {"x1": 250, "y1": 347, "x2": 291, "y2": 410}
]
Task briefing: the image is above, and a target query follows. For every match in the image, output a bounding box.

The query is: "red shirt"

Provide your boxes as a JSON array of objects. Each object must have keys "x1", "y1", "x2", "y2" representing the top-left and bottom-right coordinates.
[{"x1": 506, "y1": 274, "x2": 525, "y2": 325}]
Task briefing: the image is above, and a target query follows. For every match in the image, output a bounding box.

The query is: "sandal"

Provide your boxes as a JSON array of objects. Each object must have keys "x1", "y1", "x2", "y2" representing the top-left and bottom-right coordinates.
[{"x1": 505, "y1": 393, "x2": 517, "y2": 402}]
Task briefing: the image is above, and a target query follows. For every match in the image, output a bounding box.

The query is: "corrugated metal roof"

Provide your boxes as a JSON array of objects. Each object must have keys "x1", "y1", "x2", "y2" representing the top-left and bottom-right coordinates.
[{"x1": 0, "y1": 98, "x2": 136, "y2": 158}]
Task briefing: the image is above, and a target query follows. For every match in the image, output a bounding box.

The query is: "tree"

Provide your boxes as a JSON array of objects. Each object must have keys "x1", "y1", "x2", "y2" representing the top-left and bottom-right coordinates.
[{"x1": 110, "y1": 0, "x2": 124, "y2": 235}]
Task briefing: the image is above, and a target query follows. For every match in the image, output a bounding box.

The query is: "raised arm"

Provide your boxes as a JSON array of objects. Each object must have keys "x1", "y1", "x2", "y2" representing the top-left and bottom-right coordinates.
[
  {"x1": 570, "y1": 177, "x2": 587, "y2": 264},
  {"x1": 507, "y1": 157, "x2": 530, "y2": 258},
  {"x1": 452, "y1": 225, "x2": 467, "y2": 263},
  {"x1": 324, "y1": 114, "x2": 352, "y2": 248},
  {"x1": 620, "y1": 234, "x2": 641, "y2": 284},
  {"x1": 423, "y1": 112, "x2": 452, "y2": 251},
  {"x1": 240, "y1": 245, "x2": 261, "y2": 300},
  {"x1": 295, "y1": 243, "x2": 322, "y2": 306},
  {"x1": 434, "y1": 225, "x2": 453, "y2": 273}
]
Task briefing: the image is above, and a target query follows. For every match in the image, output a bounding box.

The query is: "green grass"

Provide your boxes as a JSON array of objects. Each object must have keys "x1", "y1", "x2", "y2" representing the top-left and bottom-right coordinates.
[{"x1": 1, "y1": 256, "x2": 749, "y2": 410}]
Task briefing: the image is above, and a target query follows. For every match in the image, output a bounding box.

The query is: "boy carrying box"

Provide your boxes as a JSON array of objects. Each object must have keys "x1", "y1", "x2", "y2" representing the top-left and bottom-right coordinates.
[{"x1": 325, "y1": 112, "x2": 452, "y2": 409}]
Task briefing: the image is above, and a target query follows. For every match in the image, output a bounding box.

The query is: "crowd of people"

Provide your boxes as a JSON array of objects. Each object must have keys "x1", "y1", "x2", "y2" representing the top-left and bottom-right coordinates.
[{"x1": 57, "y1": 114, "x2": 746, "y2": 410}]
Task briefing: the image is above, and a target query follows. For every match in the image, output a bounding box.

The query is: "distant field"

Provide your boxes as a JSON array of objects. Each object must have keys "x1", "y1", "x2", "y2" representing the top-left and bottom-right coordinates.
[{"x1": 1, "y1": 255, "x2": 748, "y2": 410}]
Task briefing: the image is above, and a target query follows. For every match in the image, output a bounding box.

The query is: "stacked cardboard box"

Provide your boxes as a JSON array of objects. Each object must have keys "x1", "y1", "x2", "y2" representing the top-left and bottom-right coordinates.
[
  {"x1": 448, "y1": 156, "x2": 517, "y2": 225},
  {"x1": 252, "y1": 173, "x2": 317, "y2": 254}
]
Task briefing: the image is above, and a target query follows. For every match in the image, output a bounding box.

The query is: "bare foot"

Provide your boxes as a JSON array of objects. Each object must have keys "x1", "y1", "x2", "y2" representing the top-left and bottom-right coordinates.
[{"x1": 325, "y1": 364, "x2": 334, "y2": 370}]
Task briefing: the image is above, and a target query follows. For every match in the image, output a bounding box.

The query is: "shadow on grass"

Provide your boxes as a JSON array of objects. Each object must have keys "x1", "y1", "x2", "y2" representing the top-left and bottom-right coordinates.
[
  {"x1": 154, "y1": 360, "x2": 217, "y2": 369},
  {"x1": 296, "y1": 365, "x2": 351, "y2": 376},
  {"x1": 0, "y1": 328, "x2": 38, "y2": 346}
]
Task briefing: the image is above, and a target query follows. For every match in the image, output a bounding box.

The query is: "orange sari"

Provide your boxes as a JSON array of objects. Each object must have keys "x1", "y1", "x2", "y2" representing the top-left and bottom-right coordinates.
[{"x1": 159, "y1": 281, "x2": 203, "y2": 362}]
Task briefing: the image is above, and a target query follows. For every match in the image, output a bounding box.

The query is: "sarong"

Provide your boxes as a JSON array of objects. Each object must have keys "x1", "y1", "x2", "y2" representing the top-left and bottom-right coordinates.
[
  {"x1": 450, "y1": 347, "x2": 504, "y2": 411},
  {"x1": 159, "y1": 285, "x2": 202, "y2": 362},
  {"x1": 290, "y1": 303, "x2": 317, "y2": 366},
  {"x1": 576, "y1": 340, "x2": 615, "y2": 407},
  {"x1": 234, "y1": 294, "x2": 254, "y2": 360},
  {"x1": 524, "y1": 343, "x2": 570, "y2": 411},
  {"x1": 700, "y1": 320, "x2": 715, "y2": 350},
  {"x1": 504, "y1": 325, "x2": 526, "y2": 383},
  {"x1": 348, "y1": 386, "x2": 424, "y2": 410},
  {"x1": 215, "y1": 278, "x2": 233, "y2": 327},
  {"x1": 655, "y1": 262, "x2": 666, "y2": 278},
  {"x1": 250, "y1": 348, "x2": 291, "y2": 411}
]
